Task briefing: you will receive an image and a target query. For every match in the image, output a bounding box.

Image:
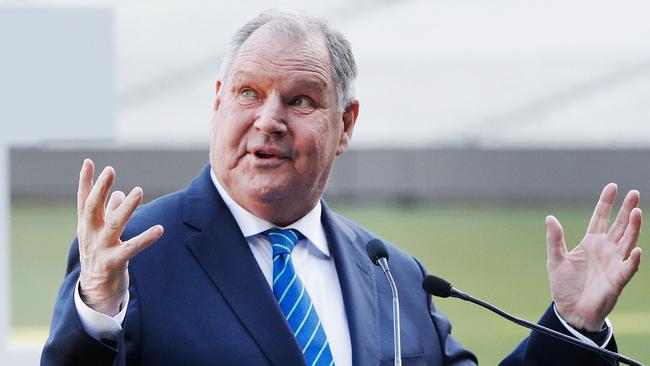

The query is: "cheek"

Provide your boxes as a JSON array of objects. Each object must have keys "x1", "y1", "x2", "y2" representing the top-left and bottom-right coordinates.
[
  {"x1": 296, "y1": 119, "x2": 339, "y2": 167},
  {"x1": 313, "y1": 113, "x2": 343, "y2": 153},
  {"x1": 213, "y1": 108, "x2": 252, "y2": 148}
]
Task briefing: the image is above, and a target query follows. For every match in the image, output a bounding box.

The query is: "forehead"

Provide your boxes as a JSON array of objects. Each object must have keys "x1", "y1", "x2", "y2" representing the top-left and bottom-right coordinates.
[{"x1": 227, "y1": 27, "x2": 333, "y2": 89}]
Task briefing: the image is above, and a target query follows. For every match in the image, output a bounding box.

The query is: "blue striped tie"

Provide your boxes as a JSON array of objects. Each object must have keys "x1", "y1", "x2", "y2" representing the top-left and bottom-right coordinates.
[{"x1": 264, "y1": 228, "x2": 335, "y2": 366}]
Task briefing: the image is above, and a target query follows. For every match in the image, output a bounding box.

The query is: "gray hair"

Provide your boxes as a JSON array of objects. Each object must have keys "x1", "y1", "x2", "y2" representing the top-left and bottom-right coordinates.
[{"x1": 218, "y1": 9, "x2": 357, "y2": 112}]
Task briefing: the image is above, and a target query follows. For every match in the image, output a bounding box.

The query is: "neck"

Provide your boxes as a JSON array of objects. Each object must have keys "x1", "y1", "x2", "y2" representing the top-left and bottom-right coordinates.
[
  {"x1": 239, "y1": 197, "x2": 317, "y2": 227},
  {"x1": 211, "y1": 170, "x2": 320, "y2": 227}
]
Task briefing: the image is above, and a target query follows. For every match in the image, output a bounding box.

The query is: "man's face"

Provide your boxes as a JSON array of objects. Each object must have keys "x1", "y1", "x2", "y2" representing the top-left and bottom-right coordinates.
[{"x1": 209, "y1": 27, "x2": 358, "y2": 225}]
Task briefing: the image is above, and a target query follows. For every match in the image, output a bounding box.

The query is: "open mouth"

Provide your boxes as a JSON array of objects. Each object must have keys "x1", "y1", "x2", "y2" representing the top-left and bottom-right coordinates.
[
  {"x1": 252, "y1": 148, "x2": 288, "y2": 160},
  {"x1": 254, "y1": 151, "x2": 279, "y2": 159}
]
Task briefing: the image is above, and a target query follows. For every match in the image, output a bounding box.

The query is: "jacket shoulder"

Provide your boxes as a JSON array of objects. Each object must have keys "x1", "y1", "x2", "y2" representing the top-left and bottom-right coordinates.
[{"x1": 328, "y1": 210, "x2": 427, "y2": 277}]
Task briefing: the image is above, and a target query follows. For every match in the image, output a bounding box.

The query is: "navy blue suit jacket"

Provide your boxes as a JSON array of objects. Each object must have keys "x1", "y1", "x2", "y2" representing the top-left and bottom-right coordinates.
[{"x1": 42, "y1": 165, "x2": 618, "y2": 365}]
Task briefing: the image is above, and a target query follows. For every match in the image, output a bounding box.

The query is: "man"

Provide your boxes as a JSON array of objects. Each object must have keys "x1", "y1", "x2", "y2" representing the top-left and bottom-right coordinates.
[{"x1": 42, "y1": 9, "x2": 642, "y2": 365}]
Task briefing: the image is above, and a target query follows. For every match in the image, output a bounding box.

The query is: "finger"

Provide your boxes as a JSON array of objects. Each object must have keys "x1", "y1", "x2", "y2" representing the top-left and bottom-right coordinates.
[
  {"x1": 117, "y1": 225, "x2": 164, "y2": 262},
  {"x1": 105, "y1": 190, "x2": 126, "y2": 217},
  {"x1": 618, "y1": 208, "x2": 642, "y2": 259},
  {"x1": 620, "y1": 247, "x2": 642, "y2": 285},
  {"x1": 84, "y1": 166, "x2": 116, "y2": 225},
  {"x1": 103, "y1": 187, "x2": 143, "y2": 239},
  {"x1": 607, "y1": 190, "x2": 639, "y2": 242},
  {"x1": 546, "y1": 215, "x2": 567, "y2": 265},
  {"x1": 586, "y1": 183, "x2": 617, "y2": 234},
  {"x1": 77, "y1": 159, "x2": 95, "y2": 221}
]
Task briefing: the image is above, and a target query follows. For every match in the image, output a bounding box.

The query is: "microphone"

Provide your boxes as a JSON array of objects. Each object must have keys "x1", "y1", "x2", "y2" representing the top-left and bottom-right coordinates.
[
  {"x1": 366, "y1": 239, "x2": 401, "y2": 366},
  {"x1": 422, "y1": 275, "x2": 644, "y2": 366}
]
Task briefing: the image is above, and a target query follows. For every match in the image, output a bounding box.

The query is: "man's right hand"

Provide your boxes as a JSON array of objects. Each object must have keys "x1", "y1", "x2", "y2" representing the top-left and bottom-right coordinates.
[{"x1": 77, "y1": 159, "x2": 164, "y2": 316}]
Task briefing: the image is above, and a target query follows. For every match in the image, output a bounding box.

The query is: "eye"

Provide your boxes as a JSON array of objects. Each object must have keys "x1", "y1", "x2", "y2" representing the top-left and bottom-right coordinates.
[
  {"x1": 237, "y1": 88, "x2": 260, "y2": 104},
  {"x1": 289, "y1": 96, "x2": 314, "y2": 108}
]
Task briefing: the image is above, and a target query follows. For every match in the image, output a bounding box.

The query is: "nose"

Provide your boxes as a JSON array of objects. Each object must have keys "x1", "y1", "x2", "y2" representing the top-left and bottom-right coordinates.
[{"x1": 253, "y1": 94, "x2": 288, "y2": 137}]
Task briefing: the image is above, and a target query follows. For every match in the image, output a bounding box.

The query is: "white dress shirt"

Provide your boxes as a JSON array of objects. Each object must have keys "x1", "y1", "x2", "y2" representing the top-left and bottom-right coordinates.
[{"x1": 75, "y1": 169, "x2": 353, "y2": 365}]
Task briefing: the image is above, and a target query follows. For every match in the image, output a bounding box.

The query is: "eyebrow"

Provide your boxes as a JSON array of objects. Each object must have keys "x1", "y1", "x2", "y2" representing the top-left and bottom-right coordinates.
[
  {"x1": 290, "y1": 78, "x2": 328, "y2": 94},
  {"x1": 230, "y1": 70, "x2": 329, "y2": 94}
]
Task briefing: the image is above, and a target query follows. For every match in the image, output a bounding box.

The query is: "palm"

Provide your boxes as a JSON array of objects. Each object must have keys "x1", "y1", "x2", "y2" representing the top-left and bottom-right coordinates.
[{"x1": 546, "y1": 184, "x2": 643, "y2": 331}]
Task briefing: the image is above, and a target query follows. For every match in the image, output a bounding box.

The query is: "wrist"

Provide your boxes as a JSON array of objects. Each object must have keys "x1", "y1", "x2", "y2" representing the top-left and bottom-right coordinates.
[
  {"x1": 79, "y1": 271, "x2": 128, "y2": 317},
  {"x1": 553, "y1": 304, "x2": 614, "y2": 347},
  {"x1": 555, "y1": 303, "x2": 605, "y2": 332},
  {"x1": 567, "y1": 319, "x2": 605, "y2": 333}
]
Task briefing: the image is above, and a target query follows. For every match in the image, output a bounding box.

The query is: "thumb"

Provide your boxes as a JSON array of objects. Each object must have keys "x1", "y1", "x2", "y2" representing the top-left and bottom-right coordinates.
[{"x1": 546, "y1": 215, "x2": 567, "y2": 265}]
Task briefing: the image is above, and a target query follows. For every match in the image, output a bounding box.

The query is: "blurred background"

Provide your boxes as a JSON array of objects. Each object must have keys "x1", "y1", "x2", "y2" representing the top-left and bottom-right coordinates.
[{"x1": 1, "y1": 0, "x2": 649, "y2": 364}]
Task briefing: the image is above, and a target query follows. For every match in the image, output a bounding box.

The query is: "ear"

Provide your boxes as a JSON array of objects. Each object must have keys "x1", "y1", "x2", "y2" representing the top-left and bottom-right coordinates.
[
  {"x1": 209, "y1": 80, "x2": 223, "y2": 134},
  {"x1": 336, "y1": 100, "x2": 359, "y2": 156},
  {"x1": 213, "y1": 80, "x2": 223, "y2": 111}
]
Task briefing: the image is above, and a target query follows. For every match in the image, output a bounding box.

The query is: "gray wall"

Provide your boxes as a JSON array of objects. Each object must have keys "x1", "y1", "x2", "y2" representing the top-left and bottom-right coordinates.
[{"x1": 10, "y1": 146, "x2": 650, "y2": 204}]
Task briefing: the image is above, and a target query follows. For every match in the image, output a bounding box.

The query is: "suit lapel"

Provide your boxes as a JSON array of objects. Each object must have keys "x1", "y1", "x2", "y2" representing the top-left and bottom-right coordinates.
[
  {"x1": 182, "y1": 166, "x2": 306, "y2": 366},
  {"x1": 321, "y1": 202, "x2": 380, "y2": 365}
]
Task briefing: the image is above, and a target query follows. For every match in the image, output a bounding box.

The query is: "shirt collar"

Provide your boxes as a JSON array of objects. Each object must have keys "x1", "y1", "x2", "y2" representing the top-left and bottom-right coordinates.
[{"x1": 210, "y1": 169, "x2": 330, "y2": 257}]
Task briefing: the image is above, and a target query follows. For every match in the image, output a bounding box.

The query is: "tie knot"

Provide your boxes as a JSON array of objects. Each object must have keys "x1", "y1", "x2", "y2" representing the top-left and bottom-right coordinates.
[{"x1": 265, "y1": 228, "x2": 302, "y2": 256}]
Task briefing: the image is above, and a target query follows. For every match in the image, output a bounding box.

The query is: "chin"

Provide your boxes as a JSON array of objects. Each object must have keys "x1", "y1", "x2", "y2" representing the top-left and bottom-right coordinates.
[
  {"x1": 243, "y1": 179, "x2": 292, "y2": 202},
  {"x1": 251, "y1": 186, "x2": 287, "y2": 202}
]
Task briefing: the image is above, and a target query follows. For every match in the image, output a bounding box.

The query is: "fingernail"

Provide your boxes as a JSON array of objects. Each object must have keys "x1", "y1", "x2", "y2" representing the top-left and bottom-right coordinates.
[{"x1": 133, "y1": 187, "x2": 143, "y2": 198}]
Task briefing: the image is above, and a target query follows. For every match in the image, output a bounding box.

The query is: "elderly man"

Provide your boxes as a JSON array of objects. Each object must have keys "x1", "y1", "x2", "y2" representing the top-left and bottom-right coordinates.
[{"x1": 42, "y1": 9, "x2": 642, "y2": 366}]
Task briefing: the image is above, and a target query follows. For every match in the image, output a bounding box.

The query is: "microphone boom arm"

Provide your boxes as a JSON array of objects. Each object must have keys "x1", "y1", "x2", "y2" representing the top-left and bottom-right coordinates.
[{"x1": 449, "y1": 287, "x2": 644, "y2": 366}]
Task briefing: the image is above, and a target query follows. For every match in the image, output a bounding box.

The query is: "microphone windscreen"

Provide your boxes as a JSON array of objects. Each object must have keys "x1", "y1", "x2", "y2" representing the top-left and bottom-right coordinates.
[
  {"x1": 365, "y1": 239, "x2": 389, "y2": 265},
  {"x1": 422, "y1": 275, "x2": 453, "y2": 298}
]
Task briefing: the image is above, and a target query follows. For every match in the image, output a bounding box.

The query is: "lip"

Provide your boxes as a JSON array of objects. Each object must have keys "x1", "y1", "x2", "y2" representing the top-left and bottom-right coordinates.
[
  {"x1": 250, "y1": 146, "x2": 290, "y2": 159},
  {"x1": 248, "y1": 147, "x2": 290, "y2": 167}
]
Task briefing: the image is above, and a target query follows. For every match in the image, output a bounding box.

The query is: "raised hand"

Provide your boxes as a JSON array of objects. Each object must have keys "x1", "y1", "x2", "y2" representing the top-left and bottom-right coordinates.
[
  {"x1": 546, "y1": 183, "x2": 643, "y2": 331},
  {"x1": 77, "y1": 159, "x2": 164, "y2": 316}
]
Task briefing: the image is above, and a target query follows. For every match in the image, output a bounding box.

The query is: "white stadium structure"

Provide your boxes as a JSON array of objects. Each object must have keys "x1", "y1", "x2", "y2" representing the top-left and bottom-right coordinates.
[{"x1": 5, "y1": 0, "x2": 648, "y2": 148}]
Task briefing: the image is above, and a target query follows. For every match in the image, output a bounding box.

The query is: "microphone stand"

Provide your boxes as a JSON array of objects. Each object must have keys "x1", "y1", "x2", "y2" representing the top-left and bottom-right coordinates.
[
  {"x1": 366, "y1": 239, "x2": 402, "y2": 366},
  {"x1": 377, "y1": 257, "x2": 402, "y2": 366}
]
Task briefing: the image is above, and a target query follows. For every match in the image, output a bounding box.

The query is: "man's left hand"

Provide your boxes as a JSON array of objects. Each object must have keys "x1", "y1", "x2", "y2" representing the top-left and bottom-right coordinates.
[{"x1": 546, "y1": 183, "x2": 643, "y2": 332}]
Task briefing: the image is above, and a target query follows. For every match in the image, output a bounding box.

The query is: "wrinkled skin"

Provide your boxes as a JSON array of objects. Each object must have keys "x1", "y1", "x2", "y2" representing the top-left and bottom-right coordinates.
[{"x1": 209, "y1": 27, "x2": 358, "y2": 226}]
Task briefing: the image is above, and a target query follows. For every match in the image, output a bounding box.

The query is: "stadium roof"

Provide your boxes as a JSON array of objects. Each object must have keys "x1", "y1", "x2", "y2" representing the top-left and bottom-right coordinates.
[{"x1": 5, "y1": 0, "x2": 650, "y2": 148}]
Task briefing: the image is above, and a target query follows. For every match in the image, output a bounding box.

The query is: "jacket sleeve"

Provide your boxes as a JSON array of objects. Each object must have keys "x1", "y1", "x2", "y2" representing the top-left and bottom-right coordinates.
[
  {"x1": 40, "y1": 238, "x2": 144, "y2": 366},
  {"x1": 500, "y1": 304, "x2": 618, "y2": 366}
]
